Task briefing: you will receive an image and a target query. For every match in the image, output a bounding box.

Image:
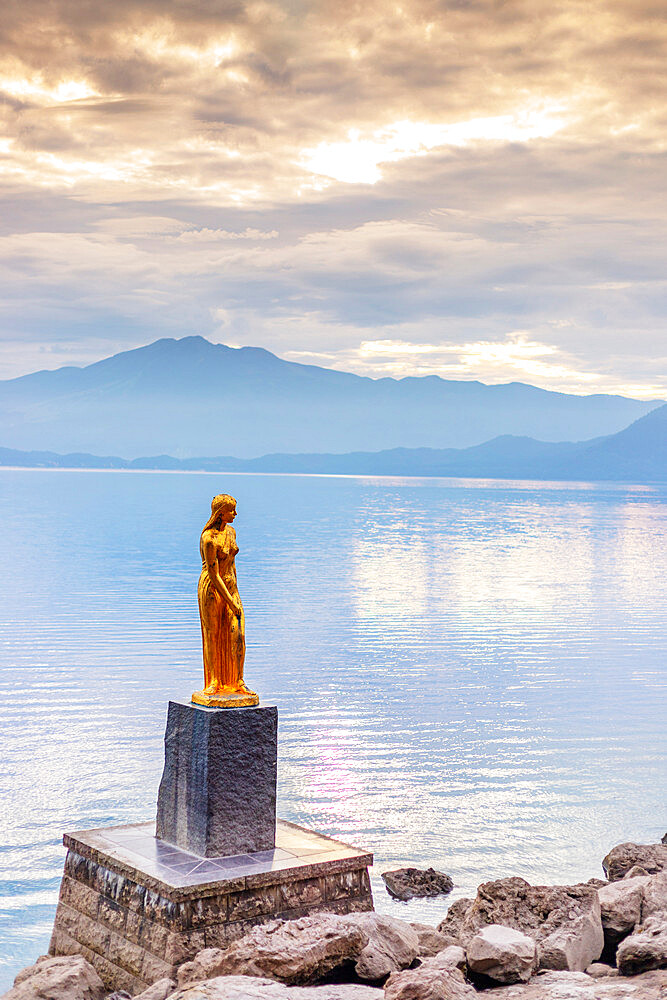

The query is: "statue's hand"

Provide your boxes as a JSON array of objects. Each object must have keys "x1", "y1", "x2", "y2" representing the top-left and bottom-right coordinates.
[{"x1": 230, "y1": 599, "x2": 242, "y2": 616}]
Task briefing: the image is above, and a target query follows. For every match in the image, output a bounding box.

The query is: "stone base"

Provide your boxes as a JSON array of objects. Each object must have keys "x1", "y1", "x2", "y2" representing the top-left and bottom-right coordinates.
[
  {"x1": 49, "y1": 820, "x2": 374, "y2": 994},
  {"x1": 191, "y1": 690, "x2": 259, "y2": 708},
  {"x1": 156, "y1": 701, "x2": 277, "y2": 857}
]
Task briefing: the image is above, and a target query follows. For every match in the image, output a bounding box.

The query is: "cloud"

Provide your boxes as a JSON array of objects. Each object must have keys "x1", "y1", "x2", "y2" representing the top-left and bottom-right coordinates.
[{"x1": 0, "y1": 0, "x2": 664, "y2": 397}]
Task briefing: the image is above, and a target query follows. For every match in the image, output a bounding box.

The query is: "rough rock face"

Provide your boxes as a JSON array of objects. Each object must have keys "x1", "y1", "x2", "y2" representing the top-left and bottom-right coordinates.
[
  {"x1": 466, "y1": 924, "x2": 537, "y2": 984},
  {"x1": 641, "y1": 870, "x2": 667, "y2": 920},
  {"x1": 381, "y1": 868, "x2": 453, "y2": 902},
  {"x1": 602, "y1": 842, "x2": 667, "y2": 882},
  {"x1": 430, "y1": 947, "x2": 467, "y2": 972},
  {"x1": 2, "y1": 956, "x2": 105, "y2": 1000},
  {"x1": 384, "y1": 962, "x2": 477, "y2": 1000},
  {"x1": 409, "y1": 924, "x2": 458, "y2": 957},
  {"x1": 436, "y1": 899, "x2": 474, "y2": 941},
  {"x1": 488, "y1": 968, "x2": 667, "y2": 998},
  {"x1": 597, "y1": 877, "x2": 648, "y2": 942},
  {"x1": 585, "y1": 963, "x2": 619, "y2": 977},
  {"x1": 455, "y1": 877, "x2": 604, "y2": 972},
  {"x1": 344, "y1": 913, "x2": 419, "y2": 981},
  {"x1": 616, "y1": 915, "x2": 667, "y2": 975},
  {"x1": 166, "y1": 976, "x2": 383, "y2": 1000},
  {"x1": 177, "y1": 916, "x2": 369, "y2": 987},
  {"x1": 133, "y1": 979, "x2": 177, "y2": 1000}
]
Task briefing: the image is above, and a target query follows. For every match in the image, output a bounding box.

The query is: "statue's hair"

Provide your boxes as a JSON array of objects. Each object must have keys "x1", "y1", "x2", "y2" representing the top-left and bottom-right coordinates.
[{"x1": 201, "y1": 494, "x2": 237, "y2": 537}]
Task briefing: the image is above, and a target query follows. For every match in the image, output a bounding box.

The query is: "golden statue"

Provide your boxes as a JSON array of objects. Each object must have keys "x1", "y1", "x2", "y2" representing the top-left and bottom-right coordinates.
[{"x1": 192, "y1": 494, "x2": 259, "y2": 708}]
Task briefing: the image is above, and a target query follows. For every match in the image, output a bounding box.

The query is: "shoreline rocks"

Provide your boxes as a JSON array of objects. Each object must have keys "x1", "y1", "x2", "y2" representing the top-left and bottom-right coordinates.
[{"x1": 381, "y1": 868, "x2": 453, "y2": 902}]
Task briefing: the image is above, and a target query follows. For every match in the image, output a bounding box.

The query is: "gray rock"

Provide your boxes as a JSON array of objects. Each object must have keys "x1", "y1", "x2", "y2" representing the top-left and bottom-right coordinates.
[
  {"x1": 486, "y1": 968, "x2": 667, "y2": 997},
  {"x1": 602, "y1": 842, "x2": 667, "y2": 883},
  {"x1": 456, "y1": 877, "x2": 604, "y2": 972},
  {"x1": 466, "y1": 924, "x2": 537, "y2": 984},
  {"x1": 641, "y1": 870, "x2": 667, "y2": 920},
  {"x1": 430, "y1": 947, "x2": 466, "y2": 972},
  {"x1": 156, "y1": 701, "x2": 278, "y2": 857},
  {"x1": 133, "y1": 980, "x2": 177, "y2": 1000},
  {"x1": 616, "y1": 915, "x2": 667, "y2": 975},
  {"x1": 384, "y1": 963, "x2": 476, "y2": 1000},
  {"x1": 597, "y1": 876, "x2": 647, "y2": 942},
  {"x1": 586, "y1": 963, "x2": 619, "y2": 977},
  {"x1": 409, "y1": 924, "x2": 458, "y2": 958},
  {"x1": 166, "y1": 977, "x2": 383, "y2": 1000},
  {"x1": 381, "y1": 869, "x2": 453, "y2": 902},
  {"x1": 436, "y1": 898, "x2": 474, "y2": 940},
  {"x1": 177, "y1": 915, "x2": 369, "y2": 987},
  {"x1": 2, "y1": 956, "x2": 105, "y2": 1000},
  {"x1": 344, "y1": 913, "x2": 419, "y2": 981}
]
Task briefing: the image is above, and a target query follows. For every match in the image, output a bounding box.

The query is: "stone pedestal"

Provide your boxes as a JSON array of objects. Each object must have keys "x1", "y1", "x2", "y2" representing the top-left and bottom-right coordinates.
[
  {"x1": 156, "y1": 701, "x2": 277, "y2": 858},
  {"x1": 49, "y1": 820, "x2": 374, "y2": 994}
]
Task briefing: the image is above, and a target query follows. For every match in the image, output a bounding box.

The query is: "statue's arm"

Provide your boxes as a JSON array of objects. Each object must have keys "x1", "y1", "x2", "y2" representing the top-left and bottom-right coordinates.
[{"x1": 202, "y1": 537, "x2": 241, "y2": 614}]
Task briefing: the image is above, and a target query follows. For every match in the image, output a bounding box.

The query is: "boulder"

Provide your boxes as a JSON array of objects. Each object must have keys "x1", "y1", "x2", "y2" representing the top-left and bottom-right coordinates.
[
  {"x1": 457, "y1": 877, "x2": 603, "y2": 972},
  {"x1": 409, "y1": 924, "x2": 458, "y2": 957},
  {"x1": 177, "y1": 915, "x2": 368, "y2": 987},
  {"x1": 133, "y1": 980, "x2": 177, "y2": 1000},
  {"x1": 466, "y1": 924, "x2": 537, "y2": 984},
  {"x1": 625, "y1": 865, "x2": 650, "y2": 879},
  {"x1": 344, "y1": 913, "x2": 419, "y2": 981},
  {"x1": 165, "y1": 977, "x2": 383, "y2": 1000},
  {"x1": 597, "y1": 876, "x2": 647, "y2": 942},
  {"x1": 429, "y1": 947, "x2": 466, "y2": 973},
  {"x1": 602, "y1": 842, "x2": 667, "y2": 882},
  {"x1": 616, "y1": 914, "x2": 667, "y2": 975},
  {"x1": 485, "y1": 968, "x2": 667, "y2": 998},
  {"x1": 435, "y1": 899, "x2": 473, "y2": 941},
  {"x1": 384, "y1": 963, "x2": 476, "y2": 1000},
  {"x1": 641, "y1": 870, "x2": 667, "y2": 920},
  {"x1": 381, "y1": 869, "x2": 453, "y2": 902},
  {"x1": 2, "y1": 956, "x2": 105, "y2": 1000},
  {"x1": 586, "y1": 963, "x2": 618, "y2": 977}
]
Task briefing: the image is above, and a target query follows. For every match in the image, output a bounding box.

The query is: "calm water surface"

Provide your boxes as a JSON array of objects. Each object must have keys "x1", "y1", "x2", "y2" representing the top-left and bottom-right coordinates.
[{"x1": 0, "y1": 469, "x2": 666, "y2": 989}]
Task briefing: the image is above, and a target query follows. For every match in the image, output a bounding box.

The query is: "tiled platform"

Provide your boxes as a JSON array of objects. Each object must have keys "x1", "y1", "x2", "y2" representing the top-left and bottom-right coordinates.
[{"x1": 49, "y1": 820, "x2": 374, "y2": 993}]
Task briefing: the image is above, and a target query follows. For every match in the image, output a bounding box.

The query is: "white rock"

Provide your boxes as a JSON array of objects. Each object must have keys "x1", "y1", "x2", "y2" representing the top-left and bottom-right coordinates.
[
  {"x1": 166, "y1": 976, "x2": 383, "y2": 1000},
  {"x1": 466, "y1": 924, "x2": 537, "y2": 984},
  {"x1": 616, "y1": 914, "x2": 667, "y2": 975},
  {"x1": 2, "y1": 956, "x2": 105, "y2": 1000},
  {"x1": 384, "y1": 963, "x2": 476, "y2": 1000},
  {"x1": 597, "y1": 877, "x2": 647, "y2": 940},
  {"x1": 344, "y1": 913, "x2": 419, "y2": 981}
]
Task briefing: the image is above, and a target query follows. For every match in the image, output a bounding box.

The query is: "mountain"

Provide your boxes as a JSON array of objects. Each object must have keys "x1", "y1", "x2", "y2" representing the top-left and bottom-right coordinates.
[
  {"x1": 0, "y1": 336, "x2": 661, "y2": 458},
  {"x1": 2, "y1": 403, "x2": 666, "y2": 481}
]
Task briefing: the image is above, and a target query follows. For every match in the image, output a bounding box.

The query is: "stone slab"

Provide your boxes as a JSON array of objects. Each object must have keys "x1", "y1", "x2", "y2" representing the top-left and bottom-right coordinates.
[
  {"x1": 50, "y1": 820, "x2": 374, "y2": 993},
  {"x1": 156, "y1": 700, "x2": 277, "y2": 857}
]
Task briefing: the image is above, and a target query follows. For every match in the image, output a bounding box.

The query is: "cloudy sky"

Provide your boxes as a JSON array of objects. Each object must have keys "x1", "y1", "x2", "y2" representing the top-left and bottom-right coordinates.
[{"x1": 0, "y1": 0, "x2": 665, "y2": 394}]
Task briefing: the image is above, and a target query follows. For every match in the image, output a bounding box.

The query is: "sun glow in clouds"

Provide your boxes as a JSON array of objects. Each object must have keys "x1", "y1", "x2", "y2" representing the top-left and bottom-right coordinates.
[
  {"x1": 301, "y1": 104, "x2": 568, "y2": 184},
  {"x1": 0, "y1": 75, "x2": 98, "y2": 104}
]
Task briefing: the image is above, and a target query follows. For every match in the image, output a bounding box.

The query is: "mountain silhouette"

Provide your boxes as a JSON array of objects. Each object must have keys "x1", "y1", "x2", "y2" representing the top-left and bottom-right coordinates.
[
  {"x1": 2, "y1": 403, "x2": 666, "y2": 482},
  {"x1": 0, "y1": 336, "x2": 660, "y2": 458}
]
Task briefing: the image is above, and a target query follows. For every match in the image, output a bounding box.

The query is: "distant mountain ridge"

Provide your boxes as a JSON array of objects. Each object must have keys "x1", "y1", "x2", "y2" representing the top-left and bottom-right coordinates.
[
  {"x1": 3, "y1": 402, "x2": 666, "y2": 481},
  {"x1": 0, "y1": 336, "x2": 661, "y2": 458}
]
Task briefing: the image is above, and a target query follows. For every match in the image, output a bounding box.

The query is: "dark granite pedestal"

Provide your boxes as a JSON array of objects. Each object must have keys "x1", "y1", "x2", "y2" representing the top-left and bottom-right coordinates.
[
  {"x1": 156, "y1": 701, "x2": 277, "y2": 857},
  {"x1": 49, "y1": 820, "x2": 374, "y2": 993}
]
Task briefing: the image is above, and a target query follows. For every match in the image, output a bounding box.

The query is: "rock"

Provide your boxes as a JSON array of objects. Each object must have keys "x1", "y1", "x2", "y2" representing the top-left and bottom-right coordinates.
[
  {"x1": 345, "y1": 913, "x2": 419, "y2": 981},
  {"x1": 381, "y1": 869, "x2": 453, "y2": 902},
  {"x1": 602, "y1": 842, "x2": 667, "y2": 882},
  {"x1": 133, "y1": 980, "x2": 177, "y2": 1000},
  {"x1": 484, "y1": 968, "x2": 667, "y2": 997},
  {"x1": 409, "y1": 924, "x2": 458, "y2": 958},
  {"x1": 457, "y1": 877, "x2": 604, "y2": 972},
  {"x1": 586, "y1": 962, "x2": 619, "y2": 977},
  {"x1": 662, "y1": 833, "x2": 667, "y2": 845},
  {"x1": 166, "y1": 976, "x2": 383, "y2": 1000},
  {"x1": 105, "y1": 993, "x2": 132, "y2": 1000},
  {"x1": 585, "y1": 878, "x2": 607, "y2": 888},
  {"x1": 466, "y1": 924, "x2": 537, "y2": 984},
  {"x1": 384, "y1": 963, "x2": 476, "y2": 1000},
  {"x1": 641, "y1": 870, "x2": 667, "y2": 920},
  {"x1": 597, "y1": 876, "x2": 647, "y2": 942},
  {"x1": 435, "y1": 899, "x2": 473, "y2": 940},
  {"x1": 2, "y1": 956, "x2": 105, "y2": 1000},
  {"x1": 625, "y1": 865, "x2": 650, "y2": 879},
  {"x1": 177, "y1": 915, "x2": 369, "y2": 987},
  {"x1": 616, "y1": 914, "x2": 667, "y2": 975},
  {"x1": 430, "y1": 947, "x2": 466, "y2": 972}
]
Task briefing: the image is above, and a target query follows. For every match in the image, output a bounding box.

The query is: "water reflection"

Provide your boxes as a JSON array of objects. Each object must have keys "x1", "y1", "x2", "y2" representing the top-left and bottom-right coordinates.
[{"x1": 0, "y1": 471, "x2": 665, "y2": 988}]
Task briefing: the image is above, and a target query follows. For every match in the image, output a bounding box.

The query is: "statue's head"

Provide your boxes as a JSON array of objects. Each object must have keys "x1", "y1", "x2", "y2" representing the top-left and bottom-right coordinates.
[{"x1": 211, "y1": 494, "x2": 237, "y2": 521}]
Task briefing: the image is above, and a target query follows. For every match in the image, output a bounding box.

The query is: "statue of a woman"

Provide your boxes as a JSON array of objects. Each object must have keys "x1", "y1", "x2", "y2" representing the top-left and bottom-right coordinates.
[{"x1": 192, "y1": 494, "x2": 259, "y2": 708}]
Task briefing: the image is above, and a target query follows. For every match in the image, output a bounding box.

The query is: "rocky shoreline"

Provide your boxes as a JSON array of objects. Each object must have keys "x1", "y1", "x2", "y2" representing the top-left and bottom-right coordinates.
[{"x1": 4, "y1": 839, "x2": 667, "y2": 1000}]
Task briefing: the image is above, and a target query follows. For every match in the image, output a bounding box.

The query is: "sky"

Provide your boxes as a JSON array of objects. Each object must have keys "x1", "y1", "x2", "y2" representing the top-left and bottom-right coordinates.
[{"x1": 0, "y1": 0, "x2": 666, "y2": 395}]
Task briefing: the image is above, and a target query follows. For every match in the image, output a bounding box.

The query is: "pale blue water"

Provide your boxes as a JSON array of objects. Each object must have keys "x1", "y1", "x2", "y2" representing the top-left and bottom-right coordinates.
[{"x1": 0, "y1": 469, "x2": 666, "y2": 990}]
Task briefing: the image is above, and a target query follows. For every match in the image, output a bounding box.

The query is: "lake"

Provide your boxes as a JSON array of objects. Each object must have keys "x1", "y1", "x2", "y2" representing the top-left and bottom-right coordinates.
[{"x1": 0, "y1": 468, "x2": 665, "y2": 990}]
